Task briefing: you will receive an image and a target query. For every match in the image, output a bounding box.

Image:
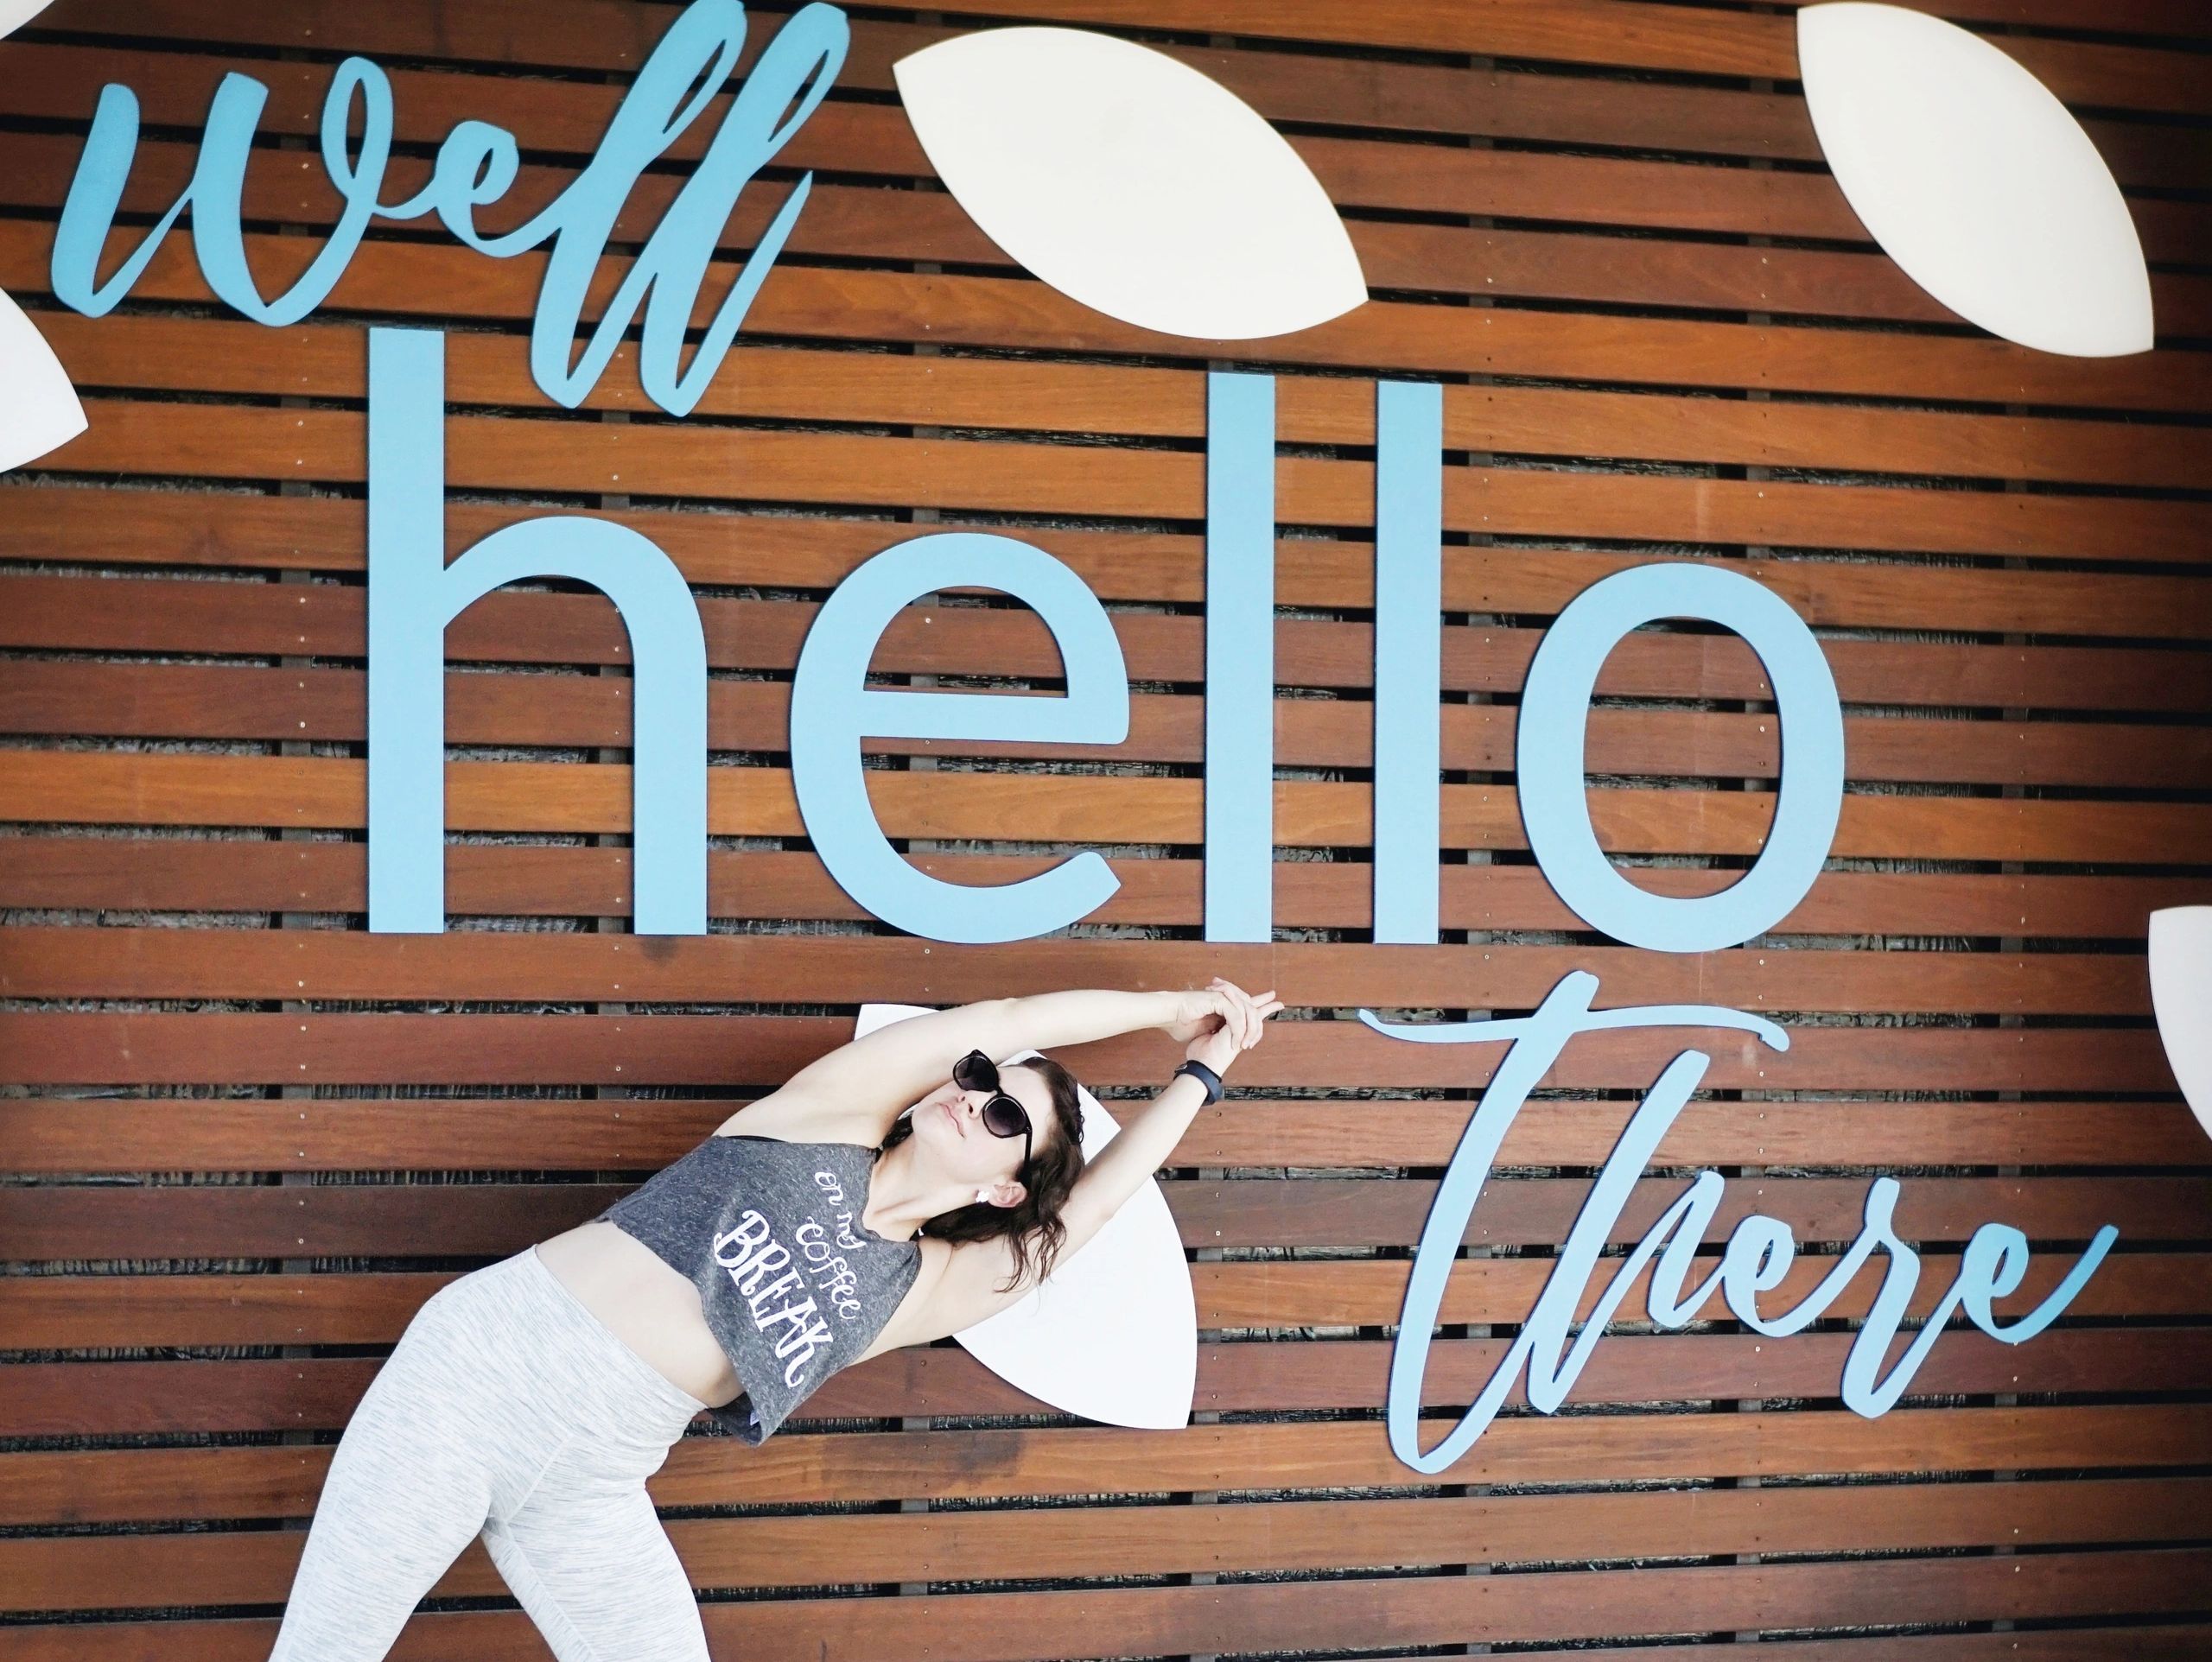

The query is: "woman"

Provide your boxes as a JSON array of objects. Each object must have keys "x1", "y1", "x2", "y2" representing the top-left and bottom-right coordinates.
[{"x1": 266, "y1": 976, "x2": 1283, "y2": 1662}]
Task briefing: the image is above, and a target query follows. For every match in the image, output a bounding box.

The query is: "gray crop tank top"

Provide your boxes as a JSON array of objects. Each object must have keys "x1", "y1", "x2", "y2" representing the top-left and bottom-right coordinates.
[{"x1": 594, "y1": 1132, "x2": 923, "y2": 1444}]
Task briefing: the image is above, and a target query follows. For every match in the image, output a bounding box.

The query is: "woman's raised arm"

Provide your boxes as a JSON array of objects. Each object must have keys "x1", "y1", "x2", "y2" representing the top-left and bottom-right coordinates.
[{"x1": 746, "y1": 986, "x2": 1183, "y2": 1145}]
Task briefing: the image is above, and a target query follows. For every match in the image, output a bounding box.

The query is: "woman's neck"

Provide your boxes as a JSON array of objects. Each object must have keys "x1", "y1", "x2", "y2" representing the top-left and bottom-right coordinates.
[{"x1": 861, "y1": 1133, "x2": 972, "y2": 1240}]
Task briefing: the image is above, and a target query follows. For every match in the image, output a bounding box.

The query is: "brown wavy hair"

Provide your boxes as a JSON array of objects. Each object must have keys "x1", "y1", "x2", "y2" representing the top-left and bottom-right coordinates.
[{"x1": 876, "y1": 1053, "x2": 1087, "y2": 1296}]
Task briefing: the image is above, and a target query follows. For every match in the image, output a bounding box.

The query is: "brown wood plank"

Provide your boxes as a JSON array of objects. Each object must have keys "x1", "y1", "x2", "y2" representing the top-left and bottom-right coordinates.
[
  {"x1": 3, "y1": 1172, "x2": 2198, "y2": 1259},
  {"x1": 5, "y1": 750, "x2": 2209, "y2": 869},
  {"x1": 0, "y1": 925, "x2": 2159, "y2": 1016},
  {"x1": 33, "y1": 397, "x2": 2212, "y2": 565},
  {"x1": 7, "y1": 1254, "x2": 2208, "y2": 1362},
  {"x1": 2, "y1": 1405, "x2": 2207, "y2": 1514},
  {"x1": 4, "y1": 1093, "x2": 2203, "y2": 1177},
  {"x1": 37, "y1": 0, "x2": 2211, "y2": 117},
  {"x1": 11, "y1": 567, "x2": 2209, "y2": 719},
  {"x1": 5, "y1": 1602, "x2": 2205, "y2": 1662},
  {"x1": 7, "y1": 1329, "x2": 2208, "y2": 1443},
  {"x1": 10, "y1": 658, "x2": 2209, "y2": 792},
  {"x1": 8, "y1": 224, "x2": 2208, "y2": 416},
  {"x1": 8, "y1": 1475, "x2": 2209, "y2": 1612},
  {"x1": 0, "y1": 993, "x2": 2187, "y2": 1086},
  {"x1": 3, "y1": 835, "x2": 2205, "y2": 941},
  {"x1": 1, "y1": 1008, "x2": 2179, "y2": 1090},
  {"x1": 1194, "y1": 1253, "x2": 2212, "y2": 1328},
  {"x1": 35, "y1": 314, "x2": 2212, "y2": 493}
]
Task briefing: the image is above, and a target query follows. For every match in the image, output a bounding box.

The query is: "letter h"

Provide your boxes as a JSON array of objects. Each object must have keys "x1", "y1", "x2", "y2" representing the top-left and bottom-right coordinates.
[{"x1": 365, "y1": 327, "x2": 707, "y2": 932}]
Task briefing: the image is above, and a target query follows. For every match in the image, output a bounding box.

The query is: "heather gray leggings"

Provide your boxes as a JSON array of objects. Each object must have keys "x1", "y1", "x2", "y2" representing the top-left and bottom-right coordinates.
[{"x1": 266, "y1": 1244, "x2": 715, "y2": 1662}]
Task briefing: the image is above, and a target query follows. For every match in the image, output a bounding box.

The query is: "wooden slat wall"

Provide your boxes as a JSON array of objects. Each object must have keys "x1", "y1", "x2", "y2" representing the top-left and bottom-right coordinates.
[{"x1": 3, "y1": 0, "x2": 2209, "y2": 1655}]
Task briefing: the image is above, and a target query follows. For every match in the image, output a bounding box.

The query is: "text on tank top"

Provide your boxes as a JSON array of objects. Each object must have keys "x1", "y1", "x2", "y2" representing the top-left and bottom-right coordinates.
[{"x1": 594, "y1": 1132, "x2": 923, "y2": 1443}]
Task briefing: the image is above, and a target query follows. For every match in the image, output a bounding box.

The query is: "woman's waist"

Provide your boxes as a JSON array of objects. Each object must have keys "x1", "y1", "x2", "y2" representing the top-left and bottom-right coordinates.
[{"x1": 534, "y1": 1219, "x2": 745, "y2": 1410}]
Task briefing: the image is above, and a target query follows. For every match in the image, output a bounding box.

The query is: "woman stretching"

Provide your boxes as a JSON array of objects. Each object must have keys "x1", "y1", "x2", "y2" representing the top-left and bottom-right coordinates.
[{"x1": 266, "y1": 976, "x2": 1283, "y2": 1662}]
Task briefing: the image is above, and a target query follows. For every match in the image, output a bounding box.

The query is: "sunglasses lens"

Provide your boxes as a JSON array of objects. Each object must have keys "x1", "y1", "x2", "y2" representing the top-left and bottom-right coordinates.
[
  {"x1": 982, "y1": 1095, "x2": 1027, "y2": 1139},
  {"x1": 953, "y1": 1050, "x2": 994, "y2": 1091}
]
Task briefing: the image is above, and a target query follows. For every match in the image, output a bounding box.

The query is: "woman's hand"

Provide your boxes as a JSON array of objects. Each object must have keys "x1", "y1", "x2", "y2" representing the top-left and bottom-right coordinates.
[
  {"x1": 1179, "y1": 978, "x2": 1283, "y2": 1076},
  {"x1": 1165, "y1": 978, "x2": 1269, "y2": 1043}
]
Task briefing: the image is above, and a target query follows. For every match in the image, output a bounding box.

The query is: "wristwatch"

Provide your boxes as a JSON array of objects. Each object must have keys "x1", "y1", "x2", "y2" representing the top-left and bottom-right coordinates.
[{"x1": 1173, "y1": 1058, "x2": 1224, "y2": 1105}]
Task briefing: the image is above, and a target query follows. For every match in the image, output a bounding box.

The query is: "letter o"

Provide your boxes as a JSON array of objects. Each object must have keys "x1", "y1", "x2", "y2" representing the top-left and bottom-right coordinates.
[{"x1": 1516, "y1": 564, "x2": 1844, "y2": 953}]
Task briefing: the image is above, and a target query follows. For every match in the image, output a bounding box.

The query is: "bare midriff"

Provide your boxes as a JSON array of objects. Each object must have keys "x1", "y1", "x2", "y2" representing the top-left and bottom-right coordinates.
[{"x1": 534, "y1": 1217, "x2": 744, "y2": 1411}]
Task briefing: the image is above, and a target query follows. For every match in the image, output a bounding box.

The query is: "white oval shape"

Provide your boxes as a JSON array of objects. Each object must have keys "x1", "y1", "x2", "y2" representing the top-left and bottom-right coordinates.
[
  {"x1": 1796, "y1": 2, "x2": 2152, "y2": 358},
  {"x1": 0, "y1": 286, "x2": 86, "y2": 474},
  {"x1": 893, "y1": 25, "x2": 1365, "y2": 340},
  {"x1": 857, "y1": 1003, "x2": 1196, "y2": 1428},
  {"x1": 0, "y1": 2, "x2": 54, "y2": 40},
  {"x1": 2149, "y1": 907, "x2": 2212, "y2": 1148}
]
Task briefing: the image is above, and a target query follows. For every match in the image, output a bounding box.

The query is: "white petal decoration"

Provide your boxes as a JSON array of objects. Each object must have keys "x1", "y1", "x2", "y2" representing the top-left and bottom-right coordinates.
[
  {"x1": 857, "y1": 1002, "x2": 1197, "y2": 1429},
  {"x1": 2149, "y1": 907, "x2": 2212, "y2": 1147},
  {"x1": 0, "y1": 2, "x2": 54, "y2": 40},
  {"x1": 892, "y1": 25, "x2": 1365, "y2": 340},
  {"x1": 1796, "y1": 2, "x2": 2152, "y2": 358},
  {"x1": 0, "y1": 286, "x2": 86, "y2": 474}
]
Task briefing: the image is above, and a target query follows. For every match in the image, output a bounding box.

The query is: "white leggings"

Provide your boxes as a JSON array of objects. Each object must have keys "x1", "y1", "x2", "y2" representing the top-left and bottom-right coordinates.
[{"x1": 266, "y1": 1244, "x2": 716, "y2": 1662}]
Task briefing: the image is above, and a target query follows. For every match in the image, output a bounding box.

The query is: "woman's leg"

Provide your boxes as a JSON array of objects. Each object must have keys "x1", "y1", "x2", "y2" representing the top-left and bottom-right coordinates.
[
  {"x1": 480, "y1": 1444, "x2": 711, "y2": 1662},
  {"x1": 264, "y1": 1280, "x2": 537, "y2": 1662}
]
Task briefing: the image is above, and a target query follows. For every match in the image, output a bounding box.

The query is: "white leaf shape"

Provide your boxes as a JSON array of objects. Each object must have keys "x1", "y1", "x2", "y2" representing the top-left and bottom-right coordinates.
[
  {"x1": 0, "y1": 2, "x2": 54, "y2": 40},
  {"x1": 856, "y1": 1002, "x2": 1196, "y2": 1429},
  {"x1": 0, "y1": 286, "x2": 86, "y2": 474},
  {"x1": 2150, "y1": 907, "x2": 2212, "y2": 1147},
  {"x1": 1796, "y1": 2, "x2": 2152, "y2": 358},
  {"x1": 893, "y1": 25, "x2": 1365, "y2": 340}
]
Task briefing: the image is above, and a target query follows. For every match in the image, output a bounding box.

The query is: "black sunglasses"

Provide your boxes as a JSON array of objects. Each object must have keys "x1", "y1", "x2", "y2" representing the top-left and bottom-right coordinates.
[{"x1": 951, "y1": 1049, "x2": 1033, "y2": 1177}]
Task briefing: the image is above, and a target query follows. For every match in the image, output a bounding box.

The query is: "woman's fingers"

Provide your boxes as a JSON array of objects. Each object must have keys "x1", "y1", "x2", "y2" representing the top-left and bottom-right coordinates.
[{"x1": 1199, "y1": 980, "x2": 1285, "y2": 1049}]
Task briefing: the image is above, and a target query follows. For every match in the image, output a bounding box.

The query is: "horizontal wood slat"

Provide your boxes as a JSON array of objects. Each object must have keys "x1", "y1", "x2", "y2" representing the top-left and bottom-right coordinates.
[
  {"x1": 14, "y1": 568, "x2": 2211, "y2": 718},
  {"x1": 29, "y1": 0, "x2": 2212, "y2": 117},
  {"x1": 7, "y1": 1550, "x2": 2212, "y2": 1660},
  {"x1": 9, "y1": 1330, "x2": 2210, "y2": 1442},
  {"x1": 7, "y1": 752, "x2": 2208, "y2": 869},
  {"x1": 32, "y1": 397, "x2": 2212, "y2": 566},
  {"x1": 5, "y1": 1094, "x2": 2205, "y2": 1175},
  {"x1": 3, "y1": 836, "x2": 2205, "y2": 940},
  {"x1": 8, "y1": 1476, "x2": 2210, "y2": 1610},
  {"x1": 32, "y1": 314, "x2": 2212, "y2": 498},
  {"x1": 10, "y1": 659, "x2": 2211, "y2": 792},
  {"x1": 6, "y1": 1173, "x2": 2196, "y2": 1259},
  {"x1": 4, "y1": 1405, "x2": 2208, "y2": 1511},
  {"x1": 0, "y1": 926, "x2": 2164, "y2": 1016},
  {"x1": 8, "y1": 222, "x2": 2209, "y2": 416},
  {"x1": 7, "y1": 1257, "x2": 2209, "y2": 1359},
  {"x1": 0, "y1": 1009, "x2": 2190, "y2": 1091}
]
